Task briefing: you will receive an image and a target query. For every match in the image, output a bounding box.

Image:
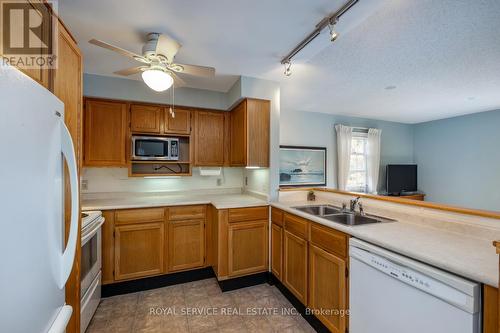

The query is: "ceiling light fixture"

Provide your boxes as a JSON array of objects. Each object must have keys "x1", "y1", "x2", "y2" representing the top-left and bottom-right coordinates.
[
  {"x1": 141, "y1": 68, "x2": 174, "y2": 92},
  {"x1": 284, "y1": 61, "x2": 292, "y2": 77},
  {"x1": 328, "y1": 18, "x2": 339, "y2": 42}
]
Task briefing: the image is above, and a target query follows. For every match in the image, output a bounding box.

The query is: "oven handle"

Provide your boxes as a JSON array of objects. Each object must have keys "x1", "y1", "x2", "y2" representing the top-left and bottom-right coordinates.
[
  {"x1": 82, "y1": 216, "x2": 105, "y2": 245},
  {"x1": 59, "y1": 122, "x2": 79, "y2": 289}
]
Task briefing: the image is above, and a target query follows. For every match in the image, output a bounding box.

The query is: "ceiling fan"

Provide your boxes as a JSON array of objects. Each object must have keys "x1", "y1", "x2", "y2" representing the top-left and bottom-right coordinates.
[{"x1": 89, "y1": 32, "x2": 216, "y2": 92}]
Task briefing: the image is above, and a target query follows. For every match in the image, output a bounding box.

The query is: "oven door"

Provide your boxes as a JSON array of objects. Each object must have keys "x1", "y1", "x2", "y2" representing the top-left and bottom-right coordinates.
[
  {"x1": 80, "y1": 217, "x2": 103, "y2": 296},
  {"x1": 132, "y1": 136, "x2": 170, "y2": 160}
]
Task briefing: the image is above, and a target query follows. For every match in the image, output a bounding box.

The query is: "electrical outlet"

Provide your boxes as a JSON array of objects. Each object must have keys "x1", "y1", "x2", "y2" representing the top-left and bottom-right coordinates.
[
  {"x1": 81, "y1": 179, "x2": 88, "y2": 191},
  {"x1": 245, "y1": 176, "x2": 248, "y2": 186},
  {"x1": 216, "y1": 178, "x2": 222, "y2": 186}
]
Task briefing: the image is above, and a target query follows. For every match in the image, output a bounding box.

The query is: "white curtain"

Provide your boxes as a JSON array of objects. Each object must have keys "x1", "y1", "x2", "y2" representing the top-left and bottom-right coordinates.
[
  {"x1": 335, "y1": 124, "x2": 353, "y2": 190},
  {"x1": 367, "y1": 128, "x2": 382, "y2": 194}
]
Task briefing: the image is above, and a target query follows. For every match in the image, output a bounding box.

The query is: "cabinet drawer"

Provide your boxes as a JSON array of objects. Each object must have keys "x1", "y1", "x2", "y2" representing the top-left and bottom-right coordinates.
[
  {"x1": 271, "y1": 207, "x2": 284, "y2": 227},
  {"x1": 168, "y1": 205, "x2": 206, "y2": 221},
  {"x1": 228, "y1": 206, "x2": 269, "y2": 223},
  {"x1": 284, "y1": 213, "x2": 308, "y2": 239},
  {"x1": 115, "y1": 208, "x2": 165, "y2": 225},
  {"x1": 310, "y1": 223, "x2": 348, "y2": 258}
]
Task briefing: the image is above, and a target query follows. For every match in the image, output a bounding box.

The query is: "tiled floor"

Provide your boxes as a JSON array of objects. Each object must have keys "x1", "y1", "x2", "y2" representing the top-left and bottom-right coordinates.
[{"x1": 86, "y1": 278, "x2": 316, "y2": 333}]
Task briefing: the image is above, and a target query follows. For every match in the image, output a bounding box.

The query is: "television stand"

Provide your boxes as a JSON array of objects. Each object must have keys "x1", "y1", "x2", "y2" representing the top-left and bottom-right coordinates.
[
  {"x1": 400, "y1": 193, "x2": 425, "y2": 201},
  {"x1": 385, "y1": 193, "x2": 426, "y2": 201}
]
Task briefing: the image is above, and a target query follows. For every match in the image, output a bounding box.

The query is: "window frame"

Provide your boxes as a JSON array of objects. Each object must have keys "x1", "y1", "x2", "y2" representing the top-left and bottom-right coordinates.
[{"x1": 346, "y1": 131, "x2": 369, "y2": 193}]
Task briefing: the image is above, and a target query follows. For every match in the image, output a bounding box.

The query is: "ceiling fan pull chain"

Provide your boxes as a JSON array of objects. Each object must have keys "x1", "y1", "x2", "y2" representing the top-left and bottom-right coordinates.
[{"x1": 169, "y1": 84, "x2": 175, "y2": 118}]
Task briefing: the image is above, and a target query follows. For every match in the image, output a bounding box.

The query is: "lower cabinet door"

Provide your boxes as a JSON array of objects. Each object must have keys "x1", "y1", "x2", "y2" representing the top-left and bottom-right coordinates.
[
  {"x1": 309, "y1": 244, "x2": 347, "y2": 333},
  {"x1": 283, "y1": 230, "x2": 308, "y2": 304},
  {"x1": 168, "y1": 219, "x2": 205, "y2": 272},
  {"x1": 271, "y1": 223, "x2": 283, "y2": 280},
  {"x1": 114, "y1": 222, "x2": 165, "y2": 281},
  {"x1": 228, "y1": 220, "x2": 268, "y2": 277}
]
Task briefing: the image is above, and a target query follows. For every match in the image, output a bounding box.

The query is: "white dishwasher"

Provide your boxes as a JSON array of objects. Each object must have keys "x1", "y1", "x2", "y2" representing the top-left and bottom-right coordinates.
[{"x1": 349, "y1": 238, "x2": 481, "y2": 333}]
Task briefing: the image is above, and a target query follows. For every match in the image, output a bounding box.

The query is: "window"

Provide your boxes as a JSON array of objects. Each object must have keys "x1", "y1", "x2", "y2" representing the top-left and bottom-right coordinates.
[{"x1": 346, "y1": 133, "x2": 368, "y2": 192}]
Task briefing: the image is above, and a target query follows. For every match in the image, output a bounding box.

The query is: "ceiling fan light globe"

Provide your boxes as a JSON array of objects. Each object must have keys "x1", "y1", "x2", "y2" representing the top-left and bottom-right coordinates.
[{"x1": 141, "y1": 69, "x2": 174, "y2": 92}]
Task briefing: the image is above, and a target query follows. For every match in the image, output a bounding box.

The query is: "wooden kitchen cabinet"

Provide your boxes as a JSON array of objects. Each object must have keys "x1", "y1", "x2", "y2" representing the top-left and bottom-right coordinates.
[
  {"x1": 283, "y1": 230, "x2": 308, "y2": 304},
  {"x1": 228, "y1": 220, "x2": 268, "y2": 277},
  {"x1": 271, "y1": 223, "x2": 283, "y2": 280},
  {"x1": 229, "y1": 98, "x2": 270, "y2": 167},
  {"x1": 84, "y1": 99, "x2": 127, "y2": 166},
  {"x1": 271, "y1": 207, "x2": 284, "y2": 280},
  {"x1": 165, "y1": 107, "x2": 191, "y2": 134},
  {"x1": 130, "y1": 104, "x2": 162, "y2": 134},
  {"x1": 168, "y1": 219, "x2": 205, "y2": 272},
  {"x1": 53, "y1": 19, "x2": 83, "y2": 333},
  {"x1": 211, "y1": 206, "x2": 269, "y2": 280},
  {"x1": 2, "y1": 1, "x2": 52, "y2": 89},
  {"x1": 194, "y1": 111, "x2": 225, "y2": 166},
  {"x1": 114, "y1": 222, "x2": 165, "y2": 281},
  {"x1": 309, "y1": 244, "x2": 347, "y2": 333}
]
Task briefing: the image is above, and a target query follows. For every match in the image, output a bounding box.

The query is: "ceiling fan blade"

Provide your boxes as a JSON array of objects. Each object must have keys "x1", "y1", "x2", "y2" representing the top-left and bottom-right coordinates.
[
  {"x1": 170, "y1": 72, "x2": 186, "y2": 88},
  {"x1": 155, "y1": 34, "x2": 181, "y2": 62},
  {"x1": 89, "y1": 39, "x2": 146, "y2": 62},
  {"x1": 113, "y1": 66, "x2": 147, "y2": 76},
  {"x1": 175, "y1": 63, "x2": 215, "y2": 77}
]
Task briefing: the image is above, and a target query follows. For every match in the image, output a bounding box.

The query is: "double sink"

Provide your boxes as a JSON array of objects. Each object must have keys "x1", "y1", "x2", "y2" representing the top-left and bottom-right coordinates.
[{"x1": 292, "y1": 204, "x2": 393, "y2": 226}]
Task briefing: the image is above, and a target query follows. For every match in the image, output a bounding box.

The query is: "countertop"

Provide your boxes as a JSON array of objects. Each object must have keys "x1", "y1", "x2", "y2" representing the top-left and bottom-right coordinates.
[
  {"x1": 81, "y1": 192, "x2": 268, "y2": 211},
  {"x1": 271, "y1": 200, "x2": 499, "y2": 287}
]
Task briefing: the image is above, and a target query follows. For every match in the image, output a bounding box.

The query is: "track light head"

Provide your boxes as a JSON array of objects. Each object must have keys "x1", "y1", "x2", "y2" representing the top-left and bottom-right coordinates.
[
  {"x1": 329, "y1": 18, "x2": 339, "y2": 42},
  {"x1": 284, "y1": 61, "x2": 292, "y2": 77}
]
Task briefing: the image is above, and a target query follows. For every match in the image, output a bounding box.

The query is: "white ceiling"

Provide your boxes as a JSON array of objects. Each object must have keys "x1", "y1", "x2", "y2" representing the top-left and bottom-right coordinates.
[{"x1": 59, "y1": 0, "x2": 500, "y2": 123}]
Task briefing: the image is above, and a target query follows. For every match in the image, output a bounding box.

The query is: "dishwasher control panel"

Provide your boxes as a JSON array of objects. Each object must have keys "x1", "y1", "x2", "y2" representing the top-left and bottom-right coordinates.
[{"x1": 370, "y1": 255, "x2": 432, "y2": 289}]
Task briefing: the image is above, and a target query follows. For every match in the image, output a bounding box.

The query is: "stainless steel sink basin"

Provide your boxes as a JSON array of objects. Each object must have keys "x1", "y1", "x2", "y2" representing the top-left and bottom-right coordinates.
[
  {"x1": 293, "y1": 205, "x2": 341, "y2": 216},
  {"x1": 323, "y1": 212, "x2": 382, "y2": 226},
  {"x1": 292, "y1": 205, "x2": 394, "y2": 226}
]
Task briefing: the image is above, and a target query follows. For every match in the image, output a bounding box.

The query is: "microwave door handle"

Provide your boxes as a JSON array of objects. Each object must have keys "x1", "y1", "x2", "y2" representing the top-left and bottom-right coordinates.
[{"x1": 59, "y1": 122, "x2": 79, "y2": 289}]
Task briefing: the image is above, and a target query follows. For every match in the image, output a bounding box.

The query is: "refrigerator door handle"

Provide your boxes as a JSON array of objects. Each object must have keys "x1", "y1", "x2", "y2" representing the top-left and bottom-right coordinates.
[{"x1": 59, "y1": 122, "x2": 79, "y2": 289}]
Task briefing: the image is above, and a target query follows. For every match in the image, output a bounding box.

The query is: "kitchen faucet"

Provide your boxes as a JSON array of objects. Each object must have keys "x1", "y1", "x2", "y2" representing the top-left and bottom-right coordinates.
[{"x1": 350, "y1": 196, "x2": 361, "y2": 211}]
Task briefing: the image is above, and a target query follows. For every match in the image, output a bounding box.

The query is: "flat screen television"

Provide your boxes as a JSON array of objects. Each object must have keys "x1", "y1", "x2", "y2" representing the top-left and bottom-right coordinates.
[{"x1": 386, "y1": 164, "x2": 417, "y2": 195}]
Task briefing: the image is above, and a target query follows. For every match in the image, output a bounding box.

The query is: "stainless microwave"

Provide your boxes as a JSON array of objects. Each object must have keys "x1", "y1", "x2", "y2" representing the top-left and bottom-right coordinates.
[{"x1": 131, "y1": 136, "x2": 179, "y2": 161}]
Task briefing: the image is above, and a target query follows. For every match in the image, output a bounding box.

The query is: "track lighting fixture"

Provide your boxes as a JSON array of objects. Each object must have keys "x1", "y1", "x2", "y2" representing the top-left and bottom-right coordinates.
[
  {"x1": 284, "y1": 61, "x2": 292, "y2": 77},
  {"x1": 280, "y1": 0, "x2": 358, "y2": 69},
  {"x1": 329, "y1": 18, "x2": 339, "y2": 42}
]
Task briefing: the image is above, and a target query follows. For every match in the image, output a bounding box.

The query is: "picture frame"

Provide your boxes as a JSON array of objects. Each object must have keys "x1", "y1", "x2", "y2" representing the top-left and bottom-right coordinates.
[{"x1": 279, "y1": 145, "x2": 327, "y2": 187}]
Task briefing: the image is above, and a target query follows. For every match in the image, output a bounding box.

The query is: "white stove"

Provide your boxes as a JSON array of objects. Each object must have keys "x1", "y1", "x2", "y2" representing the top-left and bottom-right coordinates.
[{"x1": 80, "y1": 211, "x2": 104, "y2": 333}]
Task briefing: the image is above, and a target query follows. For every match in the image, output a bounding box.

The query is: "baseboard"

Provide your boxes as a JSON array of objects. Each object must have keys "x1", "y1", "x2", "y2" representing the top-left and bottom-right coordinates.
[
  {"x1": 217, "y1": 271, "x2": 270, "y2": 292},
  {"x1": 102, "y1": 267, "x2": 215, "y2": 297},
  {"x1": 270, "y1": 274, "x2": 331, "y2": 333}
]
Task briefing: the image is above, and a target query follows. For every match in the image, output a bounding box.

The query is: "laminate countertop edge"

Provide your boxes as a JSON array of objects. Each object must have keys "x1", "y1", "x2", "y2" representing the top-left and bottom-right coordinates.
[
  {"x1": 82, "y1": 194, "x2": 269, "y2": 211},
  {"x1": 271, "y1": 201, "x2": 498, "y2": 287}
]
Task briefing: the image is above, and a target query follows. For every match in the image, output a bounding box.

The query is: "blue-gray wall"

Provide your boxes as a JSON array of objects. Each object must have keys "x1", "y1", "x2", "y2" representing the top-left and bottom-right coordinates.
[
  {"x1": 414, "y1": 109, "x2": 500, "y2": 211},
  {"x1": 280, "y1": 110, "x2": 415, "y2": 191},
  {"x1": 84, "y1": 73, "x2": 229, "y2": 110}
]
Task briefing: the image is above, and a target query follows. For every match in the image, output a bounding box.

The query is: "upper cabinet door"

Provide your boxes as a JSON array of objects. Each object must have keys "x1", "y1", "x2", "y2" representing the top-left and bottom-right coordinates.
[
  {"x1": 165, "y1": 108, "x2": 191, "y2": 134},
  {"x1": 246, "y1": 99, "x2": 270, "y2": 167},
  {"x1": 229, "y1": 98, "x2": 270, "y2": 167},
  {"x1": 3, "y1": 1, "x2": 51, "y2": 89},
  {"x1": 229, "y1": 101, "x2": 247, "y2": 166},
  {"x1": 130, "y1": 104, "x2": 162, "y2": 134},
  {"x1": 84, "y1": 99, "x2": 127, "y2": 166},
  {"x1": 194, "y1": 111, "x2": 225, "y2": 166},
  {"x1": 53, "y1": 21, "x2": 82, "y2": 168}
]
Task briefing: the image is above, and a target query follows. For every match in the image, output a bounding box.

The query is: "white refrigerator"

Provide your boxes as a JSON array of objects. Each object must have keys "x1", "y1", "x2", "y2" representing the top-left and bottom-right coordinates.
[{"x1": 0, "y1": 65, "x2": 79, "y2": 332}]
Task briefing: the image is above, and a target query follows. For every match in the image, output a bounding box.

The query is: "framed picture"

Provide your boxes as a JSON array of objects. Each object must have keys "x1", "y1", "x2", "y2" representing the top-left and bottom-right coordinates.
[{"x1": 279, "y1": 145, "x2": 327, "y2": 187}]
